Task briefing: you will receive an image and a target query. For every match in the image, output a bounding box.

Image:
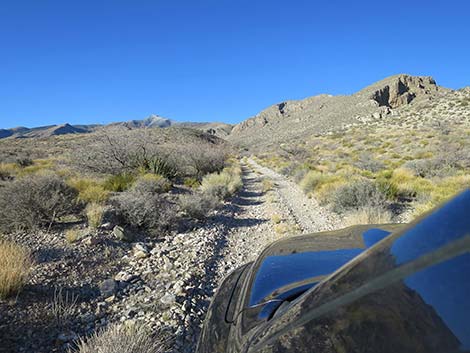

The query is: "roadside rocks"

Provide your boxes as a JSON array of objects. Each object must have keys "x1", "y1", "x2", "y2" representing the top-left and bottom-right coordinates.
[{"x1": 99, "y1": 279, "x2": 118, "y2": 298}]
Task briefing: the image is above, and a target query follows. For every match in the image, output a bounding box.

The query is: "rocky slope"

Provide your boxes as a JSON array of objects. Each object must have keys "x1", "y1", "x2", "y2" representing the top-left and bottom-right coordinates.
[{"x1": 228, "y1": 74, "x2": 449, "y2": 150}]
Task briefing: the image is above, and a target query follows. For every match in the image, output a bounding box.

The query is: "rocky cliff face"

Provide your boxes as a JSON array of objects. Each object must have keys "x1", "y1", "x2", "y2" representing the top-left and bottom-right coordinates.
[
  {"x1": 228, "y1": 74, "x2": 445, "y2": 148},
  {"x1": 369, "y1": 75, "x2": 439, "y2": 108}
]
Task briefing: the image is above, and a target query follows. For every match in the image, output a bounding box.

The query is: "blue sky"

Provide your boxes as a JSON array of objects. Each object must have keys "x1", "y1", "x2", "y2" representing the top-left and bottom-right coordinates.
[{"x1": 1, "y1": 0, "x2": 469, "y2": 129}]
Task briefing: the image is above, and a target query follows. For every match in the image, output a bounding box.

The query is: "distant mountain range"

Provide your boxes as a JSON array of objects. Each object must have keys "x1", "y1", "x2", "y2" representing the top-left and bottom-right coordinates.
[{"x1": 0, "y1": 114, "x2": 233, "y2": 139}]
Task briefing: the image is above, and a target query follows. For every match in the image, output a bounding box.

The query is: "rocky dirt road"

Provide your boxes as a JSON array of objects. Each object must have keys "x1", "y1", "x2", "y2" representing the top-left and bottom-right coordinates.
[{"x1": 160, "y1": 158, "x2": 342, "y2": 351}]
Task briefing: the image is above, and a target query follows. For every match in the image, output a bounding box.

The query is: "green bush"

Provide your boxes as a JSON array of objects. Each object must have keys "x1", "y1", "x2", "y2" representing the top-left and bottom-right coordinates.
[{"x1": 0, "y1": 173, "x2": 79, "y2": 232}]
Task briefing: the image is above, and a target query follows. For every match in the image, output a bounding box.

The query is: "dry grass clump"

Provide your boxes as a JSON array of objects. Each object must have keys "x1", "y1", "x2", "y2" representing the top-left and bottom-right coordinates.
[
  {"x1": 300, "y1": 171, "x2": 348, "y2": 202},
  {"x1": 271, "y1": 213, "x2": 282, "y2": 224},
  {"x1": 65, "y1": 228, "x2": 82, "y2": 243},
  {"x1": 86, "y1": 203, "x2": 105, "y2": 229},
  {"x1": 131, "y1": 174, "x2": 171, "y2": 194},
  {"x1": 200, "y1": 165, "x2": 242, "y2": 200},
  {"x1": 343, "y1": 207, "x2": 392, "y2": 226},
  {"x1": 51, "y1": 286, "x2": 79, "y2": 327},
  {"x1": 67, "y1": 177, "x2": 110, "y2": 204},
  {"x1": 103, "y1": 173, "x2": 135, "y2": 192},
  {"x1": 0, "y1": 240, "x2": 32, "y2": 299},
  {"x1": 71, "y1": 323, "x2": 166, "y2": 353}
]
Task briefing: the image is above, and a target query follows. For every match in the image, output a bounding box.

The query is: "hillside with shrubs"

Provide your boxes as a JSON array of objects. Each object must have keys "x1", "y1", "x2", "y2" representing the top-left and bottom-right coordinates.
[{"x1": 250, "y1": 84, "x2": 470, "y2": 225}]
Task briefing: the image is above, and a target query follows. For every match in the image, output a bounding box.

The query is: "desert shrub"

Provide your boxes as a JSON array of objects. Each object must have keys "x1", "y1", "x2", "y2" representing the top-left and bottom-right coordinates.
[
  {"x1": 315, "y1": 178, "x2": 348, "y2": 205},
  {"x1": 112, "y1": 189, "x2": 174, "y2": 233},
  {"x1": 86, "y1": 203, "x2": 105, "y2": 228},
  {"x1": 404, "y1": 158, "x2": 457, "y2": 178},
  {"x1": 51, "y1": 286, "x2": 78, "y2": 328},
  {"x1": 0, "y1": 240, "x2": 31, "y2": 299},
  {"x1": 271, "y1": 214, "x2": 282, "y2": 224},
  {"x1": 200, "y1": 166, "x2": 242, "y2": 200},
  {"x1": 292, "y1": 166, "x2": 310, "y2": 183},
  {"x1": 332, "y1": 179, "x2": 388, "y2": 214},
  {"x1": 183, "y1": 177, "x2": 200, "y2": 189},
  {"x1": 132, "y1": 174, "x2": 171, "y2": 194},
  {"x1": 300, "y1": 171, "x2": 347, "y2": 203},
  {"x1": 71, "y1": 323, "x2": 166, "y2": 353},
  {"x1": 0, "y1": 173, "x2": 79, "y2": 232},
  {"x1": 354, "y1": 153, "x2": 385, "y2": 172},
  {"x1": 413, "y1": 174, "x2": 470, "y2": 216},
  {"x1": 0, "y1": 166, "x2": 13, "y2": 181},
  {"x1": 17, "y1": 159, "x2": 55, "y2": 176},
  {"x1": 178, "y1": 192, "x2": 219, "y2": 219},
  {"x1": 177, "y1": 142, "x2": 228, "y2": 178},
  {"x1": 343, "y1": 207, "x2": 392, "y2": 226},
  {"x1": 300, "y1": 171, "x2": 327, "y2": 194},
  {"x1": 15, "y1": 157, "x2": 33, "y2": 168},
  {"x1": 103, "y1": 173, "x2": 135, "y2": 192},
  {"x1": 72, "y1": 128, "x2": 225, "y2": 179},
  {"x1": 380, "y1": 168, "x2": 434, "y2": 200},
  {"x1": 68, "y1": 177, "x2": 109, "y2": 204}
]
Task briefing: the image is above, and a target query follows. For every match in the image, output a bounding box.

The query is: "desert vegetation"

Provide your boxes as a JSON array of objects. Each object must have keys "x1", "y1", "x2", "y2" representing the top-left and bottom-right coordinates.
[
  {"x1": 255, "y1": 113, "x2": 470, "y2": 222},
  {"x1": 0, "y1": 126, "x2": 238, "y2": 352},
  {"x1": 0, "y1": 240, "x2": 32, "y2": 299}
]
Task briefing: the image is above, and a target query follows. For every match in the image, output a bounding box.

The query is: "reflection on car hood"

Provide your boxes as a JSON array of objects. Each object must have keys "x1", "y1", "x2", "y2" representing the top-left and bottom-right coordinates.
[{"x1": 249, "y1": 226, "x2": 396, "y2": 307}]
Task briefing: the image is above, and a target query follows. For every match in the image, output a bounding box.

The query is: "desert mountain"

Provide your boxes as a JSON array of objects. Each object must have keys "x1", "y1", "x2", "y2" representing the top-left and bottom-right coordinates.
[
  {"x1": 227, "y1": 74, "x2": 448, "y2": 149},
  {"x1": 0, "y1": 114, "x2": 232, "y2": 139}
]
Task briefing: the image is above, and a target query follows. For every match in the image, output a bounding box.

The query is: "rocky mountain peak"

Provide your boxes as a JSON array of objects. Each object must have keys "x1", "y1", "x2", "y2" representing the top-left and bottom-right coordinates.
[{"x1": 367, "y1": 74, "x2": 440, "y2": 108}]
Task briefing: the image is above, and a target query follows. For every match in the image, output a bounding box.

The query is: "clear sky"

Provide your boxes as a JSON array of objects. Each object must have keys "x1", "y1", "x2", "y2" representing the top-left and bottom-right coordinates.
[{"x1": 1, "y1": 0, "x2": 469, "y2": 129}]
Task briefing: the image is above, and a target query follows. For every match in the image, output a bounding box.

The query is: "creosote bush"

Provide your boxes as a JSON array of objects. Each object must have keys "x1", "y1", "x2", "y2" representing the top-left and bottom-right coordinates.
[
  {"x1": 332, "y1": 179, "x2": 388, "y2": 214},
  {"x1": 71, "y1": 323, "x2": 166, "y2": 353},
  {"x1": 112, "y1": 189, "x2": 174, "y2": 233},
  {"x1": 178, "y1": 192, "x2": 219, "y2": 220},
  {"x1": 0, "y1": 173, "x2": 79, "y2": 232},
  {"x1": 0, "y1": 240, "x2": 32, "y2": 299}
]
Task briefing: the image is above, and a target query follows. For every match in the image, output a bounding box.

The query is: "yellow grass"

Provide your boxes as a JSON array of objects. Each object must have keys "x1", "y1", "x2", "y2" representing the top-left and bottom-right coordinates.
[
  {"x1": 343, "y1": 207, "x2": 392, "y2": 226},
  {"x1": 86, "y1": 203, "x2": 105, "y2": 229},
  {"x1": 65, "y1": 228, "x2": 82, "y2": 243},
  {"x1": 67, "y1": 177, "x2": 109, "y2": 204},
  {"x1": 0, "y1": 240, "x2": 32, "y2": 299}
]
